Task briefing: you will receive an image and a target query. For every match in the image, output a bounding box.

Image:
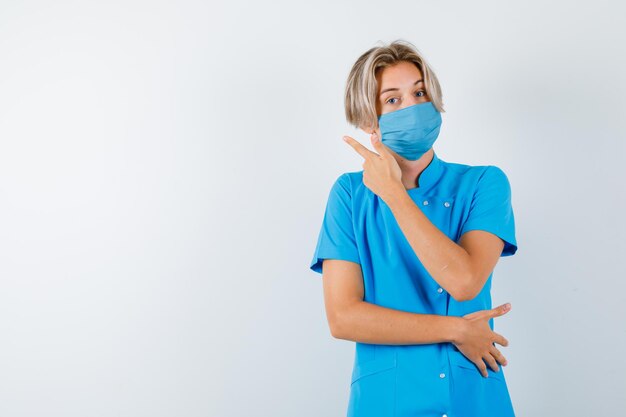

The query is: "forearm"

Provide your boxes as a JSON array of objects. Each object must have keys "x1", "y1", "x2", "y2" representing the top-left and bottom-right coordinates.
[
  {"x1": 333, "y1": 300, "x2": 463, "y2": 345},
  {"x1": 386, "y1": 190, "x2": 471, "y2": 299}
]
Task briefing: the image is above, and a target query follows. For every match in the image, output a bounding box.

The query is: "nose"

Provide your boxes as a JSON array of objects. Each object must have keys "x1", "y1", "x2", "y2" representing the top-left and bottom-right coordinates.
[{"x1": 400, "y1": 95, "x2": 427, "y2": 111}]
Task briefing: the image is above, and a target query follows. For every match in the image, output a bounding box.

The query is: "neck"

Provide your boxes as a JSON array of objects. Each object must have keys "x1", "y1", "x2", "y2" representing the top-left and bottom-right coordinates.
[{"x1": 395, "y1": 148, "x2": 434, "y2": 190}]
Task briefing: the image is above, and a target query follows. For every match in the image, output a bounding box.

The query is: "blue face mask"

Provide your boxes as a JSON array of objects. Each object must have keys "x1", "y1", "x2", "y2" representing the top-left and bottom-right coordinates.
[{"x1": 377, "y1": 101, "x2": 442, "y2": 161}]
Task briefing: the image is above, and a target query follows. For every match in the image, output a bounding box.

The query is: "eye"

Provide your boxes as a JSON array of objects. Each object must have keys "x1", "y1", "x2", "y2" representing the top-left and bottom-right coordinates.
[
  {"x1": 415, "y1": 90, "x2": 426, "y2": 97},
  {"x1": 386, "y1": 97, "x2": 398, "y2": 104}
]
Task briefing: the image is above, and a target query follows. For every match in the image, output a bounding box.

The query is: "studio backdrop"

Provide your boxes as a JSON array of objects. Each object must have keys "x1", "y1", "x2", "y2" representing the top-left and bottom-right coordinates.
[{"x1": 0, "y1": 0, "x2": 624, "y2": 416}]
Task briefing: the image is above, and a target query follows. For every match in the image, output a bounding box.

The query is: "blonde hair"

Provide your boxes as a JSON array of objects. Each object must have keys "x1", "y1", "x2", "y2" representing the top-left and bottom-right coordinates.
[{"x1": 344, "y1": 39, "x2": 445, "y2": 131}]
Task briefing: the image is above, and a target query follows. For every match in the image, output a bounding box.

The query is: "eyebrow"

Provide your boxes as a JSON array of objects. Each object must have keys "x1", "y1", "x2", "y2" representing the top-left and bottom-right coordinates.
[{"x1": 379, "y1": 79, "x2": 424, "y2": 96}]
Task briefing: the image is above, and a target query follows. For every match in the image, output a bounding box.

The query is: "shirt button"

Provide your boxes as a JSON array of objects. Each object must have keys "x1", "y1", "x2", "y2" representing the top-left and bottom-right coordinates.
[
  {"x1": 443, "y1": 201, "x2": 450, "y2": 207},
  {"x1": 422, "y1": 200, "x2": 429, "y2": 206},
  {"x1": 437, "y1": 287, "x2": 443, "y2": 293},
  {"x1": 439, "y1": 372, "x2": 446, "y2": 378}
]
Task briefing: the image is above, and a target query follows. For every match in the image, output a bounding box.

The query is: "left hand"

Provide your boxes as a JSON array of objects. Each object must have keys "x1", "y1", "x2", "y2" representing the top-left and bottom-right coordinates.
[{"x1": 342, "y1": 129, "x2": 405, "y2": 203}]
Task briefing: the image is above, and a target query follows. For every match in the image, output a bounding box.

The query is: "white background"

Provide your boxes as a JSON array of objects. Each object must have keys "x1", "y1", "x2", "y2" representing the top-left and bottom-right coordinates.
[{"x1": 1, "y1": 0, "x2": 625, "y2": 416}]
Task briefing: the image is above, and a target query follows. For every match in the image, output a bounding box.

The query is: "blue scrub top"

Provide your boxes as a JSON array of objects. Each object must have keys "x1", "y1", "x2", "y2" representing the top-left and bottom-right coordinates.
[{"x1": 309, "y1": 150, "x2": 518, "y2": 417}]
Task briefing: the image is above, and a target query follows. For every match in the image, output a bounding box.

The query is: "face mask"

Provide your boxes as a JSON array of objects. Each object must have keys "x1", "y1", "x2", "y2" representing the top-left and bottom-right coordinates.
[{"x1": 377, "y1": 101, "x2": 442, "y2": 161}]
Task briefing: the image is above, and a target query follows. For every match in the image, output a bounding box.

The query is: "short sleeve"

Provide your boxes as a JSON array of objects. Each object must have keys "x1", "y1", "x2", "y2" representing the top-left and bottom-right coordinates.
[
  {"x1": 309, "y1": 174, "x2": 361, "y2": 274},
  {"x1": 459, "y1": 166, "x2": 518, "y2": 257}
]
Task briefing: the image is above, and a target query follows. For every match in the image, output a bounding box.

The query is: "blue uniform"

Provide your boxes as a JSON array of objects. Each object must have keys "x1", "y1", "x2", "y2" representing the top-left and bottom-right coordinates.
[{"x1": 309, "y1": 150, "x2": 518, "y2": 417}]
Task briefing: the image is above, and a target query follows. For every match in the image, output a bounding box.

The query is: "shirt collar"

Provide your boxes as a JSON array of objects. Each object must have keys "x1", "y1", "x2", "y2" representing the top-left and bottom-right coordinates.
[{"x1": 414, "y1": 149, "x2": 444, "y2": 191}]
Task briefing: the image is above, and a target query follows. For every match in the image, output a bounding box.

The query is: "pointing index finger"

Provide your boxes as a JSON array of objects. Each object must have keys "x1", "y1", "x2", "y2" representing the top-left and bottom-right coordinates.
[{"x1": 343, "y1": 135, "x2": 376, "y2": 159}]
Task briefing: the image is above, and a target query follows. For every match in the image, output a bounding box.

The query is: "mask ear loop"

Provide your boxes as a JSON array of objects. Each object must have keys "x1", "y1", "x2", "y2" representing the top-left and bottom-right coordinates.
[
  {"x1": 368, "y1": 122, "x2": 380, "y2": 139},
  {"x1": 372, "y1": 126, "x2": 382, "y2": 145}
]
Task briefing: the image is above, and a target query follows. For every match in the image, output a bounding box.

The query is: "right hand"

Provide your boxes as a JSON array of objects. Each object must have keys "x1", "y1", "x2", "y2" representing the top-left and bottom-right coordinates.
[{"x1": 452, "y1": 302, "x2": 511, "y2": 377}]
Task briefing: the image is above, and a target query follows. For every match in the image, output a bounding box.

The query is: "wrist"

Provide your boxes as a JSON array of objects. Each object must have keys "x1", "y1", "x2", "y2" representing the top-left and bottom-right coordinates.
[
  {"x1": 383, "y1": 183, "x2": 409, "y2": 208},
  {"x1": 448, "y1": 316, "x2": 466, "y2": 344}
]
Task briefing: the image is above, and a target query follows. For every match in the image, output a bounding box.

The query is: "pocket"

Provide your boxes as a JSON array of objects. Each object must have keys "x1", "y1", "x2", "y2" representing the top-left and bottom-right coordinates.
[
  {"x1": 449, "y1": 348, "x2": 505, "y2": 381},
  {"x1": 348, "y1": 352, "x2": 398, "y2": 417},
  {"x1": 350, "y1": 354, "x2": 397, "y2": 385}
]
